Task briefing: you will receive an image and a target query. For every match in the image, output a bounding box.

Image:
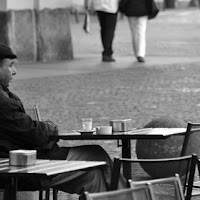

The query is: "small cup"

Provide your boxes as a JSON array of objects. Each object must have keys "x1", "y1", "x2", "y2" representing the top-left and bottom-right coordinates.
[
  {"x1": 96, "y1": 126, "x2": 112, "y2": 135},
  {"x1": 82, "y1": 118, "x2": 93, "y2": 131}
]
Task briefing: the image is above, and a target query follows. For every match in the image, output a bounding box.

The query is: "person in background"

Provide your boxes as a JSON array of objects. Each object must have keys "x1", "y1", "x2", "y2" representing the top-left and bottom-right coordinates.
[
  {"x1": 85, "y1": 0, "x2": 119, "y2": 62},
  {"x1": 119, "y1": 0, "x2": 159, "y2": 63},
  {"x1": 0, "y1": 44, "x2": 126, "y2": 196}
]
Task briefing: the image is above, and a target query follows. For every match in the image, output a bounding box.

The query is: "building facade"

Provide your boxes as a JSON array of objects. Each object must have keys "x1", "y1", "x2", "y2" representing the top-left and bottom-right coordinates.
[{"x1": 0, "y1": 0, "x2": 73, "y2": 62}]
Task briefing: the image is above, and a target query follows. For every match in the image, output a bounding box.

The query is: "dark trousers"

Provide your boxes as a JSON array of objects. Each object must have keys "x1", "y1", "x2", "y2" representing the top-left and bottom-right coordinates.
[{"x1": 97, "y1": 11, "x2": 118, "y2": 57}]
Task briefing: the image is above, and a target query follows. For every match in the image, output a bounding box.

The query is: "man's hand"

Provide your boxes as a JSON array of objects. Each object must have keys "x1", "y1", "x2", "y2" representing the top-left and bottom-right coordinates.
[
  {"x1": 40, "y1": 121, "x2": 59, "y2": 150},
  {"x1": 44, "y1": 121, "x2": 59, "y2": 136}
]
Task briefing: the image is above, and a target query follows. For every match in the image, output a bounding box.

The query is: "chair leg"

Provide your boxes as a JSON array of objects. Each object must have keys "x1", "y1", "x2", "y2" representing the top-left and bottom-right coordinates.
[
  {"x1": 39, "y1": 189, "x2": 52, "y2": 200},
  {"x1": 197, "y1": 160, "x2": 200, "y2": 177},
  {"x1": 53, "y1": 189, "x2": 58, "y2": 200},
  {"x1": 3, "y1": 188, "x2": 9, "y2": 200},
  {"x1": 45, "y1": 189, "x2": 50, "y2": 200},
  {"x1": 39, "y1": 190, "x2": 43, "y2": 200}
]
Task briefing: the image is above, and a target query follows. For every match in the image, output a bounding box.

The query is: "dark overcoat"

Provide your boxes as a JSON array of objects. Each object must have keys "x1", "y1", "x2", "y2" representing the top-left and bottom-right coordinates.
[
  {"x1": 0, "y1": 87, "x2": 64, "y2": 159},
  {"x1": 119, "y1": 0, "x2": 159, "y2": 19}
]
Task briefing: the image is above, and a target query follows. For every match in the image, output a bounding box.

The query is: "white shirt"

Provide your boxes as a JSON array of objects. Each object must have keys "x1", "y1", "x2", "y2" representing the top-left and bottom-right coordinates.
[{"x1": 90, "y1": 0, "x2": 119, "y2": 13}]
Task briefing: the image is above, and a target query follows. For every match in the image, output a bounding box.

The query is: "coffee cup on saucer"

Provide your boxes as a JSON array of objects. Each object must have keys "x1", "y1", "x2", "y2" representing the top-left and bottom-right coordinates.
[{"x1": 96, "y1": 126, "x2": 112, "y2": 135}]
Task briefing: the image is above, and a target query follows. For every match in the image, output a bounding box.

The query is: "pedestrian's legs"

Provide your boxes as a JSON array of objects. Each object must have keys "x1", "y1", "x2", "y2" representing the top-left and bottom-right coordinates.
[
  {"x1": 97, "y1": 11, "x2": 118, "y2": 58},
  {"x1": 128, "y1": 16, "x2": 147, "y2": 58},
  {"x1": 128, "y1": 17, "x2": 138, "y2": 57},
  {"x1": 136, "y1": 16, "x2": 147, "y2": 58},
  {"x1": 103, "y1": 12, "x2": 118, "y2": 57},
  {"x1": 97, "y1": 11, "x2": 106, "y2": 55}
]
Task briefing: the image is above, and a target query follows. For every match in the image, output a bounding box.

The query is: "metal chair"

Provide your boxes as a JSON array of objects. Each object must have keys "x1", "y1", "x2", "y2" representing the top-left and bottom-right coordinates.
[
  {"x1": 180, "y1": 122, "x2": 200, "y2": 197},
  {"x1": 110, "y1": 154, "x2": 197, "y2": 200},
  {"x1": 84, "y1": 185, "x2": 155, "y2": 200},
  {"x1": 129, "y1": 174, "x2": 185, "y2": 200},
  {"x1": 25, "y1": 104, "x2": 41, "y2": 121}
]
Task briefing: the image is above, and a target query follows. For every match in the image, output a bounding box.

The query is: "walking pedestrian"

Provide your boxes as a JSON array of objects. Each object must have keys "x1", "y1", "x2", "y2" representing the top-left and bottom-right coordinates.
[
  {"x1": 85, "y1": 0, "x2": 119, "y2": 62},
  {"x1": 119, "y1": 0, "x2": 159, "y2": 63}
]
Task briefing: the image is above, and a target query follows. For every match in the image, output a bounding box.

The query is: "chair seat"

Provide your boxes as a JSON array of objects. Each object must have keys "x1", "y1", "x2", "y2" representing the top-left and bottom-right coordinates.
[
  {"x1": 129, "y1": 175, "x2": 185, "y2": 200},
  {"x1": 110, "y1": 154, "x2": 198, "y2": 200}
]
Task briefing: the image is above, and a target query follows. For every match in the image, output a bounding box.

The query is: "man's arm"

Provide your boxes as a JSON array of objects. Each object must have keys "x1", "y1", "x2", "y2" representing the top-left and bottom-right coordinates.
[
  {"x1": 0, "y1": 102, "x2": 58, "y2": 149},
  {"x1": 13, "y1": 111, "x2": 58, "y2": 148},
  {"x1": 0, "y1": 90, "x2": 60, "y2": 152}
]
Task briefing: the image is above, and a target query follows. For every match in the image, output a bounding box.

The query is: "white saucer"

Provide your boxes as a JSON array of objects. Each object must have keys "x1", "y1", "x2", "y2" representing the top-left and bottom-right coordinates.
[{"x1": 77, "y1": 129, "x2": 95, "y2": 135}]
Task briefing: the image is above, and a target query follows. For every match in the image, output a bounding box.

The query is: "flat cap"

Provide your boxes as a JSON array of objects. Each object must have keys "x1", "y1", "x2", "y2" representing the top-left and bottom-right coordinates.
[{"x1": 0, "y1": 43, "x2": 17, "y2": 60}]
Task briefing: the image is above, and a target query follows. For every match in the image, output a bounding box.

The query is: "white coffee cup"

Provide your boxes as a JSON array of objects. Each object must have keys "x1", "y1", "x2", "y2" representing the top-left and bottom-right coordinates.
[{"x1": 96, "y1": 126, "x2": 112, "y2": 135}]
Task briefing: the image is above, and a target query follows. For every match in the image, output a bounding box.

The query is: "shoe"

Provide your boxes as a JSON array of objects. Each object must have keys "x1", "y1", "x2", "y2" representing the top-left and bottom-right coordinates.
[
  {"x1": 102, "y1": 56, "x2": 116, "y2": 62},
  {"x1": 137, "y1": 56, "x2": 145, "y2": 63}
]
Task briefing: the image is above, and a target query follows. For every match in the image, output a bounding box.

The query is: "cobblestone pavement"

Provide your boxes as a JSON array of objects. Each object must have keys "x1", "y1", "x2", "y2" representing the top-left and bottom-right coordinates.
[
  {"x1": 10, "y1": 7, "x2": 200, "y2": 200},
  {"x1": 11, "y1": 8, "x2": 200, "y2": 160}
]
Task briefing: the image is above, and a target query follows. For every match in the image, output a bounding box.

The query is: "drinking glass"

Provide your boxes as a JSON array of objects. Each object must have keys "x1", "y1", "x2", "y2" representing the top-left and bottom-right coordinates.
[{"x1": 82, "y1": 118, "x2": 93, "y2": 131}]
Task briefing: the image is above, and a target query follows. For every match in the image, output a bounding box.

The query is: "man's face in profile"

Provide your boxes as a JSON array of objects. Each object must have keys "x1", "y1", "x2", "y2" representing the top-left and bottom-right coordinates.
[{"x1": 0, "y1": 58, "x2": 17, "y2": 89}]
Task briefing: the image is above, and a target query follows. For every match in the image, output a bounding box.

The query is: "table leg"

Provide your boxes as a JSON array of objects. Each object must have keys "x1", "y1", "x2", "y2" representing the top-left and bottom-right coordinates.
[
  {"x1": 9, "y1": 177, "x2": 17, "y2": 200},
  {"x1": 121, "y1": 139, "x2": 131, "y2": 158},
  {"x1": 121, "y1": 139, "x2": 132, "y2": 179}
]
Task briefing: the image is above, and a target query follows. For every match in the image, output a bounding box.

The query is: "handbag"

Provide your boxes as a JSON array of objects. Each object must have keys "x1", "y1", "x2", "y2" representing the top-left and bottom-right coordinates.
[
  {"x1": 118, "y1": 0, "x2": 128, "y2": 14},
  {"x1": 148, "y1": 0, "x2": 159, "y2": 20},
  {"x1": 83, "y1": 10, "x2": 90, "y2": 33}
]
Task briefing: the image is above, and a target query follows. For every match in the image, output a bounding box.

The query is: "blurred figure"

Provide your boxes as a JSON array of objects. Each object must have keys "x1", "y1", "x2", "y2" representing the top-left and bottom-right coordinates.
[
  {"x1": 119, "y1": 0, "x2": 159, "y2": 63},
  {"x1": 85, "y1": 0, "x2": 119, "y2": 62}
]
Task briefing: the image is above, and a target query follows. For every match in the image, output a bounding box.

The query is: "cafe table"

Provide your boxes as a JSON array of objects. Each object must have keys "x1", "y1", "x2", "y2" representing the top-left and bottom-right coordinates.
[
  {"x1": 0, "y1": 159, "x2": 106, "y2": 200},
  {"x1": 51, "y1": 128, "x2": 187, "y2": 159}
]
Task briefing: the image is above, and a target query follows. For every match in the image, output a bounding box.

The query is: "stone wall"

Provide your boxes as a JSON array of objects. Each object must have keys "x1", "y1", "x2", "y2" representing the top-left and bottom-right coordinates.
[
  {"x1": 155, "y1": 0, "x2": 199, "y2": 9},
  {"x1": 37, "y1": 9, "x2": 73, "y2": 62},
  {"x1": 0, "y1": 11, "x2": 9, "y2": 45},
  {"x1": 10, "y1": 10, "x2": 37, "y2": 61},
  {"x1": 0, "y1": 8, "x2": 73, "y2": 62}
]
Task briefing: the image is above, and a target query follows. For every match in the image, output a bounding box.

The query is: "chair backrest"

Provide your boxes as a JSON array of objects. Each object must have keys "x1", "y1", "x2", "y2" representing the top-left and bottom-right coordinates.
[
  {"x1": 84, "y1": 185, "x2": 155, "y2": 200},
  {"x1": 110, "y1": 154, "x2": 197, "y2": 200},
  {"x1": 180, "y1": 122, "x2": 200, "y2": 195},
  {"x1": 129, "y1": 174, "x2": 185, "y2": 200},
  {"x1": 25, "y1": 105, "x2": 41, "y2": 121},
  {"x1": 181, "y1": 122, "x2": 200, "y2": 157}
]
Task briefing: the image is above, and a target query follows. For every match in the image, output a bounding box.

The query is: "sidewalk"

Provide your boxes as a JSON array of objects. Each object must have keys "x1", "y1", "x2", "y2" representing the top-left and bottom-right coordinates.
[{"x1": 16, "y1": 54, "x2": 200, "y2": 80}]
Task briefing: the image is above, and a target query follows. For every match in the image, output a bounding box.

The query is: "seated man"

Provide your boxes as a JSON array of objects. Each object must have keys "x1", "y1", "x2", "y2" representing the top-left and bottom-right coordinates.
[{"x1": 0, "y1": 43, "x2": 125, "y2": 194}]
